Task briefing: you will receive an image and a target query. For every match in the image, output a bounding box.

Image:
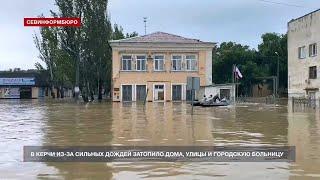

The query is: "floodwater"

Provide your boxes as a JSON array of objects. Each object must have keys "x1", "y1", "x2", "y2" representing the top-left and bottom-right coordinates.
[{"x1": 0, "y1": 100, "x2": 320, "y2": 179}]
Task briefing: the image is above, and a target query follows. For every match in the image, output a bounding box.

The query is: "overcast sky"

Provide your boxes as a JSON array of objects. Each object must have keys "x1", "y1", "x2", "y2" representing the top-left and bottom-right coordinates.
[{"x1": 0, "y1": 0, "x2": 319, "y2": 70}]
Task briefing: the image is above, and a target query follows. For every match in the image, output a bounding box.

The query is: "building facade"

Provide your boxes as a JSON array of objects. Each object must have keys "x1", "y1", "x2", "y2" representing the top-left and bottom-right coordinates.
[
  {"x1": 288, "y1": 9, "x2": 320, "y2": 98},
  {"x1": 110, "y1": 32, "x2": 215, "y2": 102},
  {"x1": 0, "y1": 70, "x2": 48, "y2": 99},
  {"x1": 0, "y1": 70, "x2": 73, "y2": 99}
]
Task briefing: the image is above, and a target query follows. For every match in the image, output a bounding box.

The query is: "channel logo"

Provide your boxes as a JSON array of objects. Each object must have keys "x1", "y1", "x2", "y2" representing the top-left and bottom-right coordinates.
[{"x1": 24, "y1": 17, "x2": 81, "y2": 27}]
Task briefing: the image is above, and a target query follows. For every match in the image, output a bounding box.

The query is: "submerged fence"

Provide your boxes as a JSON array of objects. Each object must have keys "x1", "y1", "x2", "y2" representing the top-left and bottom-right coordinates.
[
  {"x1": 291, "y1": 97, "x2": 318, "y2": 109},
  {"x1": 236, "y1": 96, "x2": 283, "y2": 105},
  {"x1": 232, "y1": 96, "x2": 320, "y2": 111}
]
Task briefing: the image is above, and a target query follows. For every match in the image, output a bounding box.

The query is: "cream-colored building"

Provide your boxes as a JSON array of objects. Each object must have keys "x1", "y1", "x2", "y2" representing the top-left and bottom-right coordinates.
[
  {"x1": 110, "y1": 32, "x2": 215, "y2": 102},
  {"x1": 288, "y1": 9, "x2": 320, "y2": 98}
]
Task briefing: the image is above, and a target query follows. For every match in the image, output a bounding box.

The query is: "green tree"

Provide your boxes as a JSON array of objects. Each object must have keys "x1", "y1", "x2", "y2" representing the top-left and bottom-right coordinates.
[
  {"x1": 81, "y1": 0, "x2": 112, "y2": 100},
  {"x1": 213, "y1": 42, "x2": 260, "y2": 82},
  {"x1": 112, "y1": 24, "x2": 125, "y2": 40},
  {"x1": 212, "y1": 33, "x2": 288, "y2": 97},
  {"x1": 35, "y1": 0, "x2": 114, "y2": 101},
  {"x1": 54, "y1": 0, "x2": 85, "y2": 99},
  {"x1": 34, "y1": 25, "x2": 59, "y2": 98},
  {"x1": 112, "y1": 24, "x2": 138, "y2": 40},
  {"x1": 258, "y1": 33, "x2": 287, "y2": 90},
  {"x1": 126, "y1": 31, "x2": 138, "y2": 38}
]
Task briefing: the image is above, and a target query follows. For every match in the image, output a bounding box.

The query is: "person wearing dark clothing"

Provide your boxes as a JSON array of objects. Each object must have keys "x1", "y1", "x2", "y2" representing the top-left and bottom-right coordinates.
[{"x1": 213, "y1": 94, "x2": 220, "y2": 102}]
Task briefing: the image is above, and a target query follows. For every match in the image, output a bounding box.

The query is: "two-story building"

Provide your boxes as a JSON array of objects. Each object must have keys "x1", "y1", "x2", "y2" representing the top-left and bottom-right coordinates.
[
  {"x1": 110, "y1": 32, "x2": 215, "y2": 102},
  {"x1": 288, "y1": 9, "x2": 320, "y2": 98}
]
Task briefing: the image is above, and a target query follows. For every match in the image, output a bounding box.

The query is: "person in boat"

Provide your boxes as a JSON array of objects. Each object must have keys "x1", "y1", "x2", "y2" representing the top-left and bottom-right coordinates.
[
  {"x1": 201, "y1": 95, "x2": 207, "y2": 103},
  {"x1": 212, "y1": 94, "x2": 221, "y2": 103},
  {"x1": 207, "y1": 94, "x2": 219, "y2": 103},
  {"x1": 206, "y1": 94, "x2": 214, "y2": 103}
]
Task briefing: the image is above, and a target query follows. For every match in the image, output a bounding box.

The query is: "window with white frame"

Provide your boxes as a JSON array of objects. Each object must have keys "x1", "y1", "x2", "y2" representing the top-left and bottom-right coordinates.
[
  {"x1": 309, "y1": 43, "x2": 317, "y2": 57},
  {"x1": 298, "y1": 46, "x2": 306, "y2": 59},
  {"x1": 154, "y1": 55, "x2": 164, "y2": 71},
  {"x1": 122, "y1": 55, "x2": 132, "y2": 70},
  {"x1": 185, "y1": 55, "x2": 198, "y2": 71},
  {"x1": 136, "y1": 55, "x2": 146, "y2": 71},
  {"x1": 172, "y1": 55, "x2": 182, "y2": 71},
  {"x1": 309, "y1": 66, "x2": 317, "y2": 79}
]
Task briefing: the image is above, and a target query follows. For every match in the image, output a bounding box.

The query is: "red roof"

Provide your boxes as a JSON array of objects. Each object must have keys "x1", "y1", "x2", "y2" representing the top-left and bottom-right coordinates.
[{"x1": 110, "y1": 31, "x2": 211, "y2": 44}]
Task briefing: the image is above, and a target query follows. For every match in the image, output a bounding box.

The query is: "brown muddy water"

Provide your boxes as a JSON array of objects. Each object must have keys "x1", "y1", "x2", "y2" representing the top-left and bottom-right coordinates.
[{"x1": 0, "y1": 100, "x2": 319, "y2": 179}]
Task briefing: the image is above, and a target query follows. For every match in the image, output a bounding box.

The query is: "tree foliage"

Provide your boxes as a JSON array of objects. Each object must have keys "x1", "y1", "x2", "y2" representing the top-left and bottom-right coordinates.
[
  {"x1": 34, "y1": 0, "x2": 138, "y2": 101},
  {"x1": 213, "y1": 33, "x2": 287, "y2": 96},
  {"x1": 111, "y1": 23, "x2": 138, "y2": 40}
]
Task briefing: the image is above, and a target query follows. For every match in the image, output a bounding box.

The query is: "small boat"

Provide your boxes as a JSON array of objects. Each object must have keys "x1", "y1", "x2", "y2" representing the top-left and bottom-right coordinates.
[
  {"x1": 200, "y1": 101, "x2": 229, "y2": 107},
  {"x1": 190, "y1": 99, "x2": 230, "y2": 107},
  {"x1": 191, "y1": 100, "x2": 203, "y2": 106}
]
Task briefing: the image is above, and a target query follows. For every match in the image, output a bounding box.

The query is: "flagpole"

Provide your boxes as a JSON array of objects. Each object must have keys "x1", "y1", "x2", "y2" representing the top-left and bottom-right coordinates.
[
  {"x1": 236, "y1": 73, "x2": 238, "y2": 103},
  {"x1": 232, "y1": 64, "x2": 235, "y2": 84},
  {"x1": 235, "y1": 64, "x2": 237, "y2": 103},
  {"x1": 232, "y1": 64, "x2": 235, "y2": 104}
]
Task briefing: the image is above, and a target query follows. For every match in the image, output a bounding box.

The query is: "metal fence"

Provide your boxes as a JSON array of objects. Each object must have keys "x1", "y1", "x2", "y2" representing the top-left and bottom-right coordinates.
[
  {"x1": 230, "y1": 96, "x2": 320, "y2": 111},
  {"x1": 291, "y1": 97, "x2": 318, "y2": 109},
  {"x1": 236, "y1": 96, "x2": 281, "y2": 104}
]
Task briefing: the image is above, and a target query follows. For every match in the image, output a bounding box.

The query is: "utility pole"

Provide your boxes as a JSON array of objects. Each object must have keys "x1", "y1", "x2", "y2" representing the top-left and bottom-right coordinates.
[
  {"x1": 143, "y1": 17, "x2": 147, "y2": 35},
  {"x1": 232, "y1": 64, "x2": 236, "y2": 103},
  {"x1": 74, "y1": 51, "x2": 80, "y2": 100},
  {"x1": 62, "y1": 43, "x2": 81, "y2": 100},
  {"x1": 275, "y1": 52, "x2": 280, "y2": 97}
]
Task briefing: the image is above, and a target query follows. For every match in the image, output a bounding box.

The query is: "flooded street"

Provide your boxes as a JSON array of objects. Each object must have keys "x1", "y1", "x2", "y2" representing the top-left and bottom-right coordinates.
[{"x1": 0, "y1": 100, "x2": 320, "y2": 179}]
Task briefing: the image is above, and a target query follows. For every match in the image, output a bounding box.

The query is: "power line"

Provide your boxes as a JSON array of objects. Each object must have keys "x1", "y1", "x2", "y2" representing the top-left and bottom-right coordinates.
[
  {"x1": 257, "y1": 0, "x2": 304, "y2": 8},
  {"x1": 143, "y1": 17, "x2": 147, "y2": 35}
]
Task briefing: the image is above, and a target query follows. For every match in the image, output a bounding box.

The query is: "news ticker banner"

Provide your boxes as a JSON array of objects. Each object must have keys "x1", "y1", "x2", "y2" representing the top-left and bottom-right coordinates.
[
  {"x1": 24, "y1": 18, "x2": 81, "y2": 27},
  {"x1": 23, "y1": 146, "x2": 295, "y2": 162}
]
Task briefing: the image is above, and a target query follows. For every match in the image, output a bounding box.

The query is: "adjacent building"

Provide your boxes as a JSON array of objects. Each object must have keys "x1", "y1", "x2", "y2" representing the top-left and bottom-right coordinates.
[
  {"x1": 288, "y1": 9, "x2": 320, "y2": 98},
  {"x1": 110, "y1": 32, "x2": 216, "y2": 102},
  {"x1": 0, "y1": 70, "x2": 72, "y2": 99},
  {"x1": 0, "y1": 70, "x2": 48, "y2": 99}
]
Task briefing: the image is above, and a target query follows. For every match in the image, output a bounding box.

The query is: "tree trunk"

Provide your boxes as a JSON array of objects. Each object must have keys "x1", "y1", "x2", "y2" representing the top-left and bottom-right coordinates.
[
  {"x1": 51, "y1": 85, "x2": 55, "y2": 98},
  {"x1": 98, "y1": 79, "x2": 102, "y2": 101},
  {"x1": 60, "y1": 86, "x2": 64, "y2": 98},
  {"x1": 81, "y1": 86, "x2": 89, "y2": 102},
  {"x1": 90, "y1": 91, "x2": 94, "y2": 101}
]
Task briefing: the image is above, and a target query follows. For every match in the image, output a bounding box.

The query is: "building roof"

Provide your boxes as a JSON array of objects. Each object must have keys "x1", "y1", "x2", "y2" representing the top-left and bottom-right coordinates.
[
  {"x1": 0, "y1": 70, "x2": 49, "y2": 86},
  {"x1": 288, "y1": 8, "x2": 320, "y2": 24},
  {"x1": 110, "y1": 31, "x2": 215, "y2": 45}
]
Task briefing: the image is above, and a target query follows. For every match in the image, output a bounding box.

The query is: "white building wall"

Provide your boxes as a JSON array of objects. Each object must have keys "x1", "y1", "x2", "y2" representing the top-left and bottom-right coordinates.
[
  {"x1": 198, "y1": 85, "x2": 235, "y2": 101},
  {"x1": 205, "y1": 50, "x2": 213, "y2": 85},
  {"x1": 288, "y1": 10, "x2": 320, "y2": 98}
]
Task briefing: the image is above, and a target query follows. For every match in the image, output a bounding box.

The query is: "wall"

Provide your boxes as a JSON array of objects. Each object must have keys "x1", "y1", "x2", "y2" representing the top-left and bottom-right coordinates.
[
  {"x1": 199, "y1": 85, "x2": 235, "y2": 101},
  {"x1": 112, "y1": 48, "x2": 212, "y2": 102},
  {"x1": 32, "y1": 87, "x2": 38, "y2": 99},
  {"x1": 288, "y1": 10, "x2": 320, "y2": 98},
  {"x1": 252, "y1": 84, "x2": 273, "y2": 97}
]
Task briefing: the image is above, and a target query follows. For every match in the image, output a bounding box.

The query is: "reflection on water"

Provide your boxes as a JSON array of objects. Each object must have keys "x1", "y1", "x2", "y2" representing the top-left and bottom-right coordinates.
[
  {"x1": 287, "y1": 106, "x2": 320, "y2": 179},
  {"x1": 0, "y1": 100, "x2": 319, "y2": 179}
]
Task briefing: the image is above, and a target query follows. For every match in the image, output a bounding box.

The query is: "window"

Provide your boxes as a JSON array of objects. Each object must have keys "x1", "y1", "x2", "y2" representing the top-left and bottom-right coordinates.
[
  {"x1": 136, "y1": 55, "x2": 146, "y2": 71},
  {"x1": 298, "y1": 46, "x2": 306, "y2": 59},
  {"x1": 309, "y1": 66, "x2": 317, "y2": 79},
  {"x1": 185, "y1": 55, "x2": 198, "y2": 71},
  {"x1": 309, "y1": 43, "x2": 317, "y2": 57},
  {"x1": 154, "y1": 84, "x2": 165, "y2": 101},
  {"x1": 122, "y1": 55, "x2": 132, "y2": 70},
  {"x1": 154, "y1": 55, "x2": 164, "y2": 71},
  {"x1": 122, "y1": 85, "x2": 132, "y2": 101},
  {"x1": 172, "y1": 55, "x2": 182, "y2": 71},
  {"x1": 172, "y1": 85, "x2": 182, "y2": 101}
]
